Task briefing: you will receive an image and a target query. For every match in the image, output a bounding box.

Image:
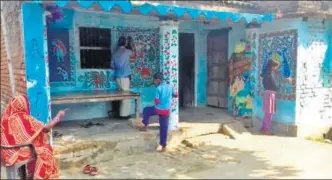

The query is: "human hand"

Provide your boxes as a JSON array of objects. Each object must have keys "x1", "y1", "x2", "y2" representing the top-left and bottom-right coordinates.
[
  {"x1": 285, "y1": 77, "x2": 292, "y2": 83},
  {"x1": 45, "y1": 109, "x2": 69, "y2": 131},
  {"x1": 56, "y1": 108, "x2": 69, "y2": 119}
]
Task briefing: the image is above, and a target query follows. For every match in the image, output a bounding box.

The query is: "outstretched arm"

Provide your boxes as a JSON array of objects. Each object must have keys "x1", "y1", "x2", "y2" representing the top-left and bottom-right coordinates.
[{"x1": 43, "y1": 109, "x2": 68, "y2": 133}]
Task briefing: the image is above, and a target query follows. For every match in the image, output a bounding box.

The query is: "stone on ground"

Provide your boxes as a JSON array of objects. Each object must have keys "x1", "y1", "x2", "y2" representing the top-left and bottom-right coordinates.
[
  {"x1": 326, "y1": 127, "x2": 332, "y2": 141},
  {"x1": 222, "y1": 121, "x2": 251, "y2": 140},
  {"x1": 131, "y1": 118, "x2": 144, "y2": 128},
  {"x1": 182, "y1": 134, "x2": 230, "y2": 148}
]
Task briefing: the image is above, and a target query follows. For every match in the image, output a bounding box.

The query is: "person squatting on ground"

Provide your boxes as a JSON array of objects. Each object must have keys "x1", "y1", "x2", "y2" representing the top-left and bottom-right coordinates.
[{"x1": 140, "y1": 72, "x2": 178, "y2": 152}]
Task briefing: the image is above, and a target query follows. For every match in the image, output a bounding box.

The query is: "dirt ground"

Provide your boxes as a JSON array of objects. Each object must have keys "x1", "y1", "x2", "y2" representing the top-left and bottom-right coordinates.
[
  {"x1": 2, "y1": 107, "x2": 331, "y2": 179},
  {"x1": 60, "y1": 134, "x2": 332, "y2": 179}
]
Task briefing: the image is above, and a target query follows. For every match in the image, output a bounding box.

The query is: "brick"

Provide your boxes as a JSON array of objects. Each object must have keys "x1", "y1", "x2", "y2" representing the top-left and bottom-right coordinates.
[
  {"x1": 0, "y1": 23, "x2": 12, "y2": 113},
  {"x1": 1, "y1": 1, "x2": 27, "y2": 112}
]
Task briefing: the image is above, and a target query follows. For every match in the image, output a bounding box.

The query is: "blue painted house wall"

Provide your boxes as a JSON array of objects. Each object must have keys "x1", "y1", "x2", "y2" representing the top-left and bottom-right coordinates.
[
  {"x1": 247, "y1": 17, "x2": 332, "y2": 137},
  {"x1": 48, "y1": 8, "x2": 247, "y2": 121},
  {"x1": 252, "y1": 18, "x2": 301, "y2": 125},
  {"x1": 50, "y1": 10, "x2": 156, "y2": 120},
  {"x1": 49, "y1": 9, "x2": 209, "y2": 121}
]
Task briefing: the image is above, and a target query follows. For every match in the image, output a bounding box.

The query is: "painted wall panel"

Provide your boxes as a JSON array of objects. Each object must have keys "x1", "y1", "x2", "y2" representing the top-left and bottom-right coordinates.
[
  {"x1": 47, "y1": 28, "x2": 72, "y2": 83},
  {"x1": 22, "y1": 2, "x2": 50, "y2": 124},
  {"x1": 253, "y1": 18, "x2": 302, "y2": 125}
]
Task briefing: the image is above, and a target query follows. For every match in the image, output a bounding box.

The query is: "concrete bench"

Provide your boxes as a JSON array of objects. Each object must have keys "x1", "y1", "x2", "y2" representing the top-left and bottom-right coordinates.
[{"x1": 51, "y1": 90, "x2": 141, "y2": 120}]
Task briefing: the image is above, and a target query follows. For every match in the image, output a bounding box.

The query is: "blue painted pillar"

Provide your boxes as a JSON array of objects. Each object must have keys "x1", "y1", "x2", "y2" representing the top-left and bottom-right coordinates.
[
  {"x1": 22, "y1": 2, "x2": 51, "y2": 124},
  {"x1": 159, "y1": 20, "x2": 180, "y2": 131},
  {"x1": 197, "y1": 30, "x2": 208, "y2": 106},
  {"x1": 245, "y1": 24, "x2": 260, "y2": 121}
]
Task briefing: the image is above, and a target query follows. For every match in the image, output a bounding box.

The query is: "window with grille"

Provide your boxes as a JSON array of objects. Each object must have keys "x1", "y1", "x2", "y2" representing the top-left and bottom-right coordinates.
[{"x1": 79, "y1": 27, "x2": 111, "y2": 69}]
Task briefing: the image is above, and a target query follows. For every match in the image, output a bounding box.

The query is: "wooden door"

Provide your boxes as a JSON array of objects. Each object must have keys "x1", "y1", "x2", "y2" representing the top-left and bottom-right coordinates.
[{"x1": 206, "y1": 29, "x2": 229, "y2": 108}]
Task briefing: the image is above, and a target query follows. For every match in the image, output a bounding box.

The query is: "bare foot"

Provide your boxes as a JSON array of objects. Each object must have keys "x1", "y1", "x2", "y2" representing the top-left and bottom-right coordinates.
[{"x1": 157, "y1": 147, "x2": 167, "y2": 152}]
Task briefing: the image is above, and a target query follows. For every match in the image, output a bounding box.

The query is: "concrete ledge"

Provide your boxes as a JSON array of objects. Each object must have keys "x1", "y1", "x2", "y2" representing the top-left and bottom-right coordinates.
[{"x1": 252, "y1": 118, "x2": 298, "y2": 137}]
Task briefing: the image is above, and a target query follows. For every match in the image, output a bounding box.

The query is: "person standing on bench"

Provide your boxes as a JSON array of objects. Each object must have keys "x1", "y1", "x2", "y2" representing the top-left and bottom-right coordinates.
[
  {"x1": 111, "y1": 36, "x2": 133, "y2": 119},
  {"x1": 140, "y1": 72, "x2": 178, "y2": 152}
]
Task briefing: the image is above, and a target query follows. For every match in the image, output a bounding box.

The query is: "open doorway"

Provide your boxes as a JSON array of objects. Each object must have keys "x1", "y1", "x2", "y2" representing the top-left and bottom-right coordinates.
[{"x1": 179, "y1": 33, "x2": 195, "y2": 108}]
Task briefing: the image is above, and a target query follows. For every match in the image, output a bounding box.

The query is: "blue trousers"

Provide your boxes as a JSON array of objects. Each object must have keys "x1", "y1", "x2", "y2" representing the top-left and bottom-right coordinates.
[{"x1": 142, "y1": 106, "x2": 169, "y2": 147}]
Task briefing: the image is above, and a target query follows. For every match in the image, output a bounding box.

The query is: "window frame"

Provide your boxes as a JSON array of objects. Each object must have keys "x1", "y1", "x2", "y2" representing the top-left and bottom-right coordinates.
[{"x1": 78, "y1": 26, "x2": 112, "y2": 70}]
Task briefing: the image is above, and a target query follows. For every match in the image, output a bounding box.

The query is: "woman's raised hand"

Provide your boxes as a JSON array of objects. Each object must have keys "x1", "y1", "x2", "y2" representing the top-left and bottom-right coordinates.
[
  {"x1": 56, "y1": 108, "x2": 69, "y2": 119},
  {"x1": 285, "y1": 77, "x2": 292, "y2": 83},
  {"x1": 44, "y1": 108, "x2": 69, "y2": 132}
]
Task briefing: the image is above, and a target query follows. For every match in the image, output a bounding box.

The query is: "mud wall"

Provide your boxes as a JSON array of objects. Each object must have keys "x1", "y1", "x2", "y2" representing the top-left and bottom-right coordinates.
[{"x1": 0, "y1": 1, "x2": 26, "y2": 112}]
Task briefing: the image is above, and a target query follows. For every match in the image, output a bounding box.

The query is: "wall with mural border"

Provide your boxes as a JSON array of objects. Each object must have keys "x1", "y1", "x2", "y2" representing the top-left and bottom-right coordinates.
[{"x1": 253, "y1": 18, "x2": 302, "y2": 125}]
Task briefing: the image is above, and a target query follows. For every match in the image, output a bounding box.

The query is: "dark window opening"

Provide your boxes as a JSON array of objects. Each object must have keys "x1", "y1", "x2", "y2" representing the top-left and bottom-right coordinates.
[{"x1": 79, "y1": 27, "x2": 111, "y2": 69}]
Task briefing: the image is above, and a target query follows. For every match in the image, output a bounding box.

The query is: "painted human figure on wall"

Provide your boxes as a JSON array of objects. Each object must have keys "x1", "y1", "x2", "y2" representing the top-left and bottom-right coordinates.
[
  {"x1": 52, "y1": 39, "x2": 66, "y2": 62},
  {"x1": 229, "y1": 40, "x2": 254, "y2": 121}
]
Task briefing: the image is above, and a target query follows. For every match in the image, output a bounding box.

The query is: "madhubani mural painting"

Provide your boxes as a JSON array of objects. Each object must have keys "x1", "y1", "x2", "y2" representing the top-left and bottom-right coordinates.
[
  {"x1": 78, "y1": 71, "x2": 113, "y2": 89},
  {"x1": 229, "y1": 32, "x2": 256, "y2": 118},
  {"x1": 258, "y1": 30, "x2": 297, "y2": 100},
  {"x1": 47, "y1": 28, "x2": 75, "y2": 85},
  {"x1": 116, "y1": 27, "x2": 160, "y2": 88}
]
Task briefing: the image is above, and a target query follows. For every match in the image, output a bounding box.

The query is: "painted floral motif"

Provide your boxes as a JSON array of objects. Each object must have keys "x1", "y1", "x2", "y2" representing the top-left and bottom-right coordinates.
[
  {"x1": 160, "y1": 29, "x2": 178, "y2": 112},
  {"x1": 116, "y1": 27, "x2": 160, "y2": 88},
  {"x1": 78, "y1": 71, "x2": 113, "y2": 89},
  {"x1": 229, "y1": 32, "x2": 258, "y2": 118},
  {"x1": 258, "y1": 30, "x2": 297, "y2": 100}
]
